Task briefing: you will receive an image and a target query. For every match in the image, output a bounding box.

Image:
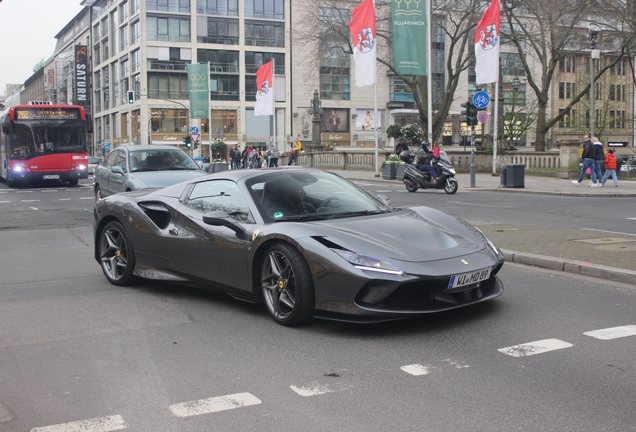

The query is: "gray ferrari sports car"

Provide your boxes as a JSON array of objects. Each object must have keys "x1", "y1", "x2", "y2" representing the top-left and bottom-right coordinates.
[{"x1": 94, "y1": 168, "x2": 505, "y2": 326}]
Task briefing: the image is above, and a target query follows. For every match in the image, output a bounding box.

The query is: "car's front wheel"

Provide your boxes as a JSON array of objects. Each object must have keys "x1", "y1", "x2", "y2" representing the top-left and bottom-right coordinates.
[
  {"x1": 99, "y1": 221, "x2": 136, "y2": 286},
  {"x1": 261, "y1": 243, "x2": 314, "y2": 326}
]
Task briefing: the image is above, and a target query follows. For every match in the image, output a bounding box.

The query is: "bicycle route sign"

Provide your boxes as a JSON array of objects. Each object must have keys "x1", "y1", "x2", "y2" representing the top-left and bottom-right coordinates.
[{"x1": 472, "y1": 91, "x2": 490, "y2": 109}]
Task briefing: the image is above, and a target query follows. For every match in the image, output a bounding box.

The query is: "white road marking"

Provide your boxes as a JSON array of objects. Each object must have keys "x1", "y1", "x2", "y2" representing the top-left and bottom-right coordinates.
[
  {"x1": 447, "y1": 201, "x2": 509, "y2": 208},
  {"x1": 16, "y1": 191, "x2": 33, "y2": 193},
  {"x1": 583, "y1": 325, "x2": 636, "y2": 340},
  {"x1": 31, "y1": 207, "x2": 39, "y2": 211},
  {"x1": 626, "y1": 218, "x2": 636, "y2": 221},
  {"x1": 80, "y1": 197, "x2": 94, "y2": 200},
  {"x1": 42, "y1": 190, "x2": 58, "y2": 192},
  {"x1": 0, "y1": 201, "x2": 10, "y2": 203},
  {"x1": 22, "y1": 200, "x2": 41, "y2": 203},
  {"x1": 400, "y1": 364, "x2": 433, "y2": 376},
  {"x1": 583, "y1": 228, "x2": 636, "y2": 237},
  {"x1": 374, "y1": 189, "x2": 394, "y2": 192},
  {"x1": 169, "y1": 392, "x2": 261, "y2": 418},
  {"x1": 31, "y1": 414, "x2": 127, "y2": 432},
  {"x1": 443, "y1": 358, "x2": 470, "y2": 369},
  {"x1": 290, "y1": 381, "x2": 333, "y2": 396},
  {"x1": 498, "y1": 339, "x2": 573, "y2": 357},
  {"x1": 59, "y1": 198, "x2": 71, "y2": 201}
]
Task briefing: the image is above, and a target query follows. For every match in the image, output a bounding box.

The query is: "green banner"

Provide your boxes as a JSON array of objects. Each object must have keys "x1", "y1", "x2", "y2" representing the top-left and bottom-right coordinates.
[
  {"x1": 187, "y1": 64, "x2": 209, "y2": 119},
  {"x1": 392, "y1": 0, "x2": 427, "y2": 76}
]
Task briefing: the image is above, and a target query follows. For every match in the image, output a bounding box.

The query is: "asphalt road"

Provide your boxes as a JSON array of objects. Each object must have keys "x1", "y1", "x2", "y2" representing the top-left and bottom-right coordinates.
[{"x1": 0, "y1": 179, "x2": 635, "y2": 431}]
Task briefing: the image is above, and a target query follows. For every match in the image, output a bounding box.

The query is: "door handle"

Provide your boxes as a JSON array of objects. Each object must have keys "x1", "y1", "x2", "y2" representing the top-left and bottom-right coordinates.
[{"x1": 169, "y1": 228, "x2": 179, "y2": 236}]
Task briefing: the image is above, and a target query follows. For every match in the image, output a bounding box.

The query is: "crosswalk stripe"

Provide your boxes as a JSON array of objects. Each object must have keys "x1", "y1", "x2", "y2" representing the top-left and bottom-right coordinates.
[
  {"x1": 290, "y1": 382, "x2": 333, "y2": 396},
  {"x1": 400, "y1": 364, "x2": 433, "y2": 376},
  {"x1": 583, "y1": 325, "x2": 636, "y2": 340},
  {"x1": 498, "y1": 339, "x2": 573, "y2": 357},
  {"x1": 169, "y1": 392, "x2": 261, "y2": 418},
  {"x1": 30, "y1": 414, "x2": 127, "y2": 432}
]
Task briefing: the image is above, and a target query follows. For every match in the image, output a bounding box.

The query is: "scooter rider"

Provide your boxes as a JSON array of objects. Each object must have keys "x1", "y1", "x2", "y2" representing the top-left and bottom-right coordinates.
[{"x1": 417, "y1": 140, "x2": 439, "y2": 182}]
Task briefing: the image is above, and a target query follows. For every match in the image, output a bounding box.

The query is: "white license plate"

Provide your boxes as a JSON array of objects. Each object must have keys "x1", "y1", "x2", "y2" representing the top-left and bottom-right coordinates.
[
  {"x1": 448, "y1": 268, "x2": 491, "y2": 289},
  {"x1": 43, "y1": 175, "x2": 60, "y2": 180}
]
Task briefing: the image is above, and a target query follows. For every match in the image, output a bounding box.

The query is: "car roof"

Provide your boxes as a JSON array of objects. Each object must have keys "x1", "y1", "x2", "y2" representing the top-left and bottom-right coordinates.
[{"x1": 117, "y1": 145, "x2": 187, "y2": 152}]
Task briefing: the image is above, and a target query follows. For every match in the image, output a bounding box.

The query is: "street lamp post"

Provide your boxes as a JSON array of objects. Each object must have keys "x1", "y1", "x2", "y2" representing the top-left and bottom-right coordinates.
[{"x1": 589, "y1": 25, "x2": 601, "y2": 138}]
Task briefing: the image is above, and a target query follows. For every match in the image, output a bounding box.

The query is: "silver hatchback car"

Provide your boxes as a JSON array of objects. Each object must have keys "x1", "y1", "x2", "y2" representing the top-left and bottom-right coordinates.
[{"x1": 94, "y1": 145, "x2": 207, "y2": 200}]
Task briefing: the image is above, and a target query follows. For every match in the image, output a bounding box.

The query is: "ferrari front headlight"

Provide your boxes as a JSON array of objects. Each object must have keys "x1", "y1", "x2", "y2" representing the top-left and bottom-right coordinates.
[{"x1": 330, "y1": 249, "x2": 404, "y2": 275}]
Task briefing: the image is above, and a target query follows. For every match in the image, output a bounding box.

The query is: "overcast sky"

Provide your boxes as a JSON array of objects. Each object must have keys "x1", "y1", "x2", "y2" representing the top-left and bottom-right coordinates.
[{"x1": 0, "y1": 0, "x2": 84, "y2": 95}]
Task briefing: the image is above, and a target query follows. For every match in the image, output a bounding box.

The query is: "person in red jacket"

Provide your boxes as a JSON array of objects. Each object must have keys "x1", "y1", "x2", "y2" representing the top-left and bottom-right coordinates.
[{"x1": 600, "y1": 148, "x2": 619, "y2": 187}]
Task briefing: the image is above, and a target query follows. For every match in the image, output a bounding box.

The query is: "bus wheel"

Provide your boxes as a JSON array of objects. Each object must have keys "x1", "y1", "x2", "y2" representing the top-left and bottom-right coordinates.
[{"x1": 68, "y1": 179, "x2": 78, "y2": 186}]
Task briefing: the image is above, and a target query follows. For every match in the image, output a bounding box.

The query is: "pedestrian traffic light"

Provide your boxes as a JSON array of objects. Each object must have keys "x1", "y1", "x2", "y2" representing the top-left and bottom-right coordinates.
[
  {"x1": 127, "y1": 90, "x2": 135, "y2": 104},
  {"x1": 184, "y1": 135, "x2": 191, "y2": 148},
  {"x1": 461, "y1": 101, "x2": 478, "y2": 126}
]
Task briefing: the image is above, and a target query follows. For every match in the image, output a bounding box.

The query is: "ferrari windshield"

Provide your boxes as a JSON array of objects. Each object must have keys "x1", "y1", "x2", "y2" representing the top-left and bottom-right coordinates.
[{"x1": 247, "y1": 170, "x2": 392, "y2": 222}]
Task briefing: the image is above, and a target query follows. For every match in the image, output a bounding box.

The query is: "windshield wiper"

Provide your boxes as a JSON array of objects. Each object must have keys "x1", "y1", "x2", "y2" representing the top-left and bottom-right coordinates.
[
  {"x1": 331, "y1": 210, "x2": 386, "y2": 219},
  {"x1": 274, "y1": 214, "x2": 334, "y2": 222}
]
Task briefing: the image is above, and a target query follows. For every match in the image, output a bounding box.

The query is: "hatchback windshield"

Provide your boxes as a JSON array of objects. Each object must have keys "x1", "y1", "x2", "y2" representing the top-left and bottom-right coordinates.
[
  {"x1": 247, "y1": 171, "x2": 392, "y2": 222},
  {"x1": 129, "y1": 150, "x2": 201, "y2": 172}
]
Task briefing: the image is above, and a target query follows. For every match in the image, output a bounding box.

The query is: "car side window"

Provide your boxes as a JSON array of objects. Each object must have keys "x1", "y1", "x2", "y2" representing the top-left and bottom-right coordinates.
[
  {"x1": 115, "y1": 152, "x2": 127, "y2": 171},
  {"x1": 104, "y1": 150, "x2": 119, "y2": 168},
  {"x1": 186, "y1": 180, "x2": 253, "y2": 223}
]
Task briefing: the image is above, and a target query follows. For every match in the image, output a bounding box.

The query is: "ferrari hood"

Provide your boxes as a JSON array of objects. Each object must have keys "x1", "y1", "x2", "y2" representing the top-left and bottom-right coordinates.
[
  {"x1": 310, "y1": 208, "x2": 486, "y2": 263},
  {"x1": 131, "y1": 170, "x2": 206, "y2": 189}
]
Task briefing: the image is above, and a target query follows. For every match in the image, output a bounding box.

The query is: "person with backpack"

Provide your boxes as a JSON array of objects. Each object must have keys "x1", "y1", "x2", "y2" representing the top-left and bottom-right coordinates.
[
  {"x1": 268, "y1": 142, "x2": 280, "y2": 167},
  {"x1": 572, "y1": 134, "x2": 597, "y2": 186}
]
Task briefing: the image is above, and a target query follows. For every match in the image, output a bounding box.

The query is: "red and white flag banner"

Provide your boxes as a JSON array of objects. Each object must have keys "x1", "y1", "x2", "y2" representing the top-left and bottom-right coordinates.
[
  {"x1": 255, "y1": 60, "x2": 274, "y2": 116},
  {"x1": 474, "y1": 0, "x2": 500, "y2": 84},
  {"x1": 349, "y1": 0, "x2": 377, "y2": 88}
]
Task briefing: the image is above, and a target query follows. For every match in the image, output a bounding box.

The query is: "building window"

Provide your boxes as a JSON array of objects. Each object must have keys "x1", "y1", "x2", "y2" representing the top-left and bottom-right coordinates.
[
  {"x1": 148, "y1": 72, "x2": 189, "y2": 99},
  {"x1": 120, "y1": 26, "x2": 129, "y2": 50},
  {"x1": 610, "y1": 58, "x2": 626, "y2": 75},
  {"x1": 245, "y1": 20, "x2": 284, "y2": 47},
  {"x1": 131, "y1": 21, "x2": 140, "y2": 45},
  {"x1": 503, "y1": 81, "x2": 526, "y2": 106},
  {"x1": 209, "y1": 75, "x2": 239, "y2": 101},
  {"x1": 196, "y1": 0, "x2": 238, "y2": 16},
  {"x1": 147, "y1": 16, "x2": 191, "y2": 42},
  {"x1": 609, "y1": 110, "x2": 625, "y2": 128},
  {"x1": 558, "y1": 82, "x2": 576, "y2": 99},
  {"x1": 147, "y1": 0, "x2": 190, "y2": 13},
  {"x1": 609, "y1": 84, "x2": 626, "y2": 101},
  {"x1": 559, "y1": 56, "x2": 576, "y2": 73},
  {"x1": 558, "y1": 109, "x2": 575, "y2": 128},
  {"x1": 131, "y1": 0, "x2": 139, "y2": 16},
  {"x1": 131, "y1": 50, "x2": 140, "y2": 73},
  {"x1": 244, "y1": 52, "x2": 284, "y2": 74},
  {"x1": 390, "y1": 76, "x2": 414, "y2": 102},
  {"x1": 120, "y1": 1, "x2": 128, "y2": 23},
  {"x1": 94, "y1": 44, "x2": 101, "y2": 65},
  {"x1": 501, "y1": 52, "x2": 525, "y2": 77},
  {"x1": 121, "y1": 59, "x2": 129, "y2": 78},
  {"x1": 196, "y1": 16, "x2": 238, "y2": 44},
  {"x1": 198, "y1": 49, "x2": 239, "y2": 73},
  {"x1": 245, "y1": 0, "x2": 284, "y2": 20},
  {"x1": 319, "y1": 48, "x2": 350, "y2": 101},
  {"x1": 151, "y1": 108, "x2": 189, "y2": 133},
  {"x1": 147, "y1": 46, "x2": 191, "y2": 71}
]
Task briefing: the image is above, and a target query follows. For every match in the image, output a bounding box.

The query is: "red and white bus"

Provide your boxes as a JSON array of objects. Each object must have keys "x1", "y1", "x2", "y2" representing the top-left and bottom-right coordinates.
[{"x1": 0, "y1": 102, "x2": 92, "y2": 186}]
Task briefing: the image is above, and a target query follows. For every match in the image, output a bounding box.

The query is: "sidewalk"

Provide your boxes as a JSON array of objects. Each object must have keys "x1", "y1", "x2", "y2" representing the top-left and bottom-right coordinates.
[{"x1": 329, "y1": 169, "x2": 636, "y2": 285}]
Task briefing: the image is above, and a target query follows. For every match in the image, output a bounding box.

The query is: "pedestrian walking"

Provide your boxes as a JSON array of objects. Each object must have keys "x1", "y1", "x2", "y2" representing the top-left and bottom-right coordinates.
[
  {"x1": 268, "y1": 141, "x2": 279, "y2": 167},
  {"x1": 592, "y1": 137, "x2": 604, "y2": 187},
  {"x1": 395, "y1": 138, "x2": 409, "y2": 156},
  {"x1": 600, "y1": 148, "x2": 619, "y2": 187},
  {"x1": 572, "y1": 134, "x2": 597, "y2": 186}
]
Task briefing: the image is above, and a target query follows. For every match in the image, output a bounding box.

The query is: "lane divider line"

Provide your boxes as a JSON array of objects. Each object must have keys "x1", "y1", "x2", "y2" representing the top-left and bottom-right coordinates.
[
  {"x1": 583, "y1": 325, "x2": 636, "y2": 340},
  {"x1": 498, "y1": 339, "x2": 573, "y2": 357},
  {"x1": 30, "y1": 414, "x2": 127, "y2": 432},
  {"x1": 169, "y1": 392, "x2": 261, "y2": 418}
]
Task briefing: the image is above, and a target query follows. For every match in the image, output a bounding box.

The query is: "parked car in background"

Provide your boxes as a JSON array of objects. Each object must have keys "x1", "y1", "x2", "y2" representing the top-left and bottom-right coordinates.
[
  {"x1": 87, "y1": 157, "x2": 101, "y2": 175},
  {"x1": 93, "y1": 145, "x2": 206, "y2": 201}
]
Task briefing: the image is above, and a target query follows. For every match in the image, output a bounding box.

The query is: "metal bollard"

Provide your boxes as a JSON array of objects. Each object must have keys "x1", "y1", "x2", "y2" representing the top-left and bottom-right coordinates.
[{"x1": 499, "y1": 165, "x2": 507, "y2": 188}]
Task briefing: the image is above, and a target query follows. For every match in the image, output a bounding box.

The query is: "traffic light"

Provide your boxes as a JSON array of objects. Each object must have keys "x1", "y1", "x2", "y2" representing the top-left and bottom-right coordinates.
[
  {"x1": 127, "y1": 90, "x2": 135, "y2": 104},
  {"x1": 193, "y1": 140, "x2": 199, "y2": 150},
  {"x1": 183, "y1": 135, "x2": 191, "y2": 148},
  {"x1": 461, "y1": 101, "x2": 478, "y2": 126}
]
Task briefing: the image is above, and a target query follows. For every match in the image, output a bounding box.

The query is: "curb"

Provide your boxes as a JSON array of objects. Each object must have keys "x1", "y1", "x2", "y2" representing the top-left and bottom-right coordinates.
[{"x1": 502, "y1": 250, "x2": 636, "y2": 285}]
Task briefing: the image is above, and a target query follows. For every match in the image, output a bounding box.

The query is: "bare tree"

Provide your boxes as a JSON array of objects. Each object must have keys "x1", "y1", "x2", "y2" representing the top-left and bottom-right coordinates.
[{"x1": 502, "y1": 0, "x2": 631, "y2": 151}]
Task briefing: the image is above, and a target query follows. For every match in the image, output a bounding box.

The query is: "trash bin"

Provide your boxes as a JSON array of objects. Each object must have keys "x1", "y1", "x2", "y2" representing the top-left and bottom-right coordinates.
[{"x1": 505, "y1": 164, "x2": 525, "y2": 188}]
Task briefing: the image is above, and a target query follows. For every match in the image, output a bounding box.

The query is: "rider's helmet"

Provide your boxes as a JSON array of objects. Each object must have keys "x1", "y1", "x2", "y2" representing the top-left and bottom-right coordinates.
[{"x1": 399, "y1": 150, "x2": 415, "y2": 163}]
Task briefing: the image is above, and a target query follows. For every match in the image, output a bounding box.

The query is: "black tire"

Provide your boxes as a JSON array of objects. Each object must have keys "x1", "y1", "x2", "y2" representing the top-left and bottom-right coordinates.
[
  {"x1": 444, "y1": 179, "x2": 458, "y2": 194},
  {"x1": 260, "y1": 243, "x2": 314, "y2": 326},
  {"x1": 5, "y1": 172, "x2": 14, "y2": 188},
  {"x1": 95, "y1": 185, "x2": 103, "y2": 202},
  {"x1": 98, "y1": 221, "x2": 136, "y2": 286},
  {"x1": 68, "y1": 179, "x2": 78, "y2": 186},
  {"x1": 405, "y1": 183, "x2": 418, "y2": 193}
]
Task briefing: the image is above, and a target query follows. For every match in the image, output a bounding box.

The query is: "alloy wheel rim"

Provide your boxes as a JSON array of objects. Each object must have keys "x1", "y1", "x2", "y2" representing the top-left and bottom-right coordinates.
[
  {"x1": 100, "y1": 227, "x2": 128, "y2": 280},
  {"x1": 262, "y1": 251, "x2": 296, "y2": 320}
]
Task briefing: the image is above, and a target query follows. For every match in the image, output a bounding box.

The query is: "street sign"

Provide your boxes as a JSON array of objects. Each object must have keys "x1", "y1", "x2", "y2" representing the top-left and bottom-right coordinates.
[
  {"x1": 472, "y1": 91, "x2": 490, "y2": 109},
  {"x1": 104, "y1": 144, "x2": 110, "y2": 152},
  {"x1": 190, "y1": 133, "x2": 200, "y2": 143},
  {"x1": 477, "y1": 110, "x2": 489, "y2": 123},
  {"x1": 190, "y1": 126, "x2": 199, "y2": 135}
]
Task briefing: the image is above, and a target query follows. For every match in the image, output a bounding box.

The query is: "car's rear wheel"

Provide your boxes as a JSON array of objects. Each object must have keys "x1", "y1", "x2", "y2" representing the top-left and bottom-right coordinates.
[
  {"x1": 95, "y1": 185, "x2": 103, "y2": 202},
  {"x1": 99, "y1": 221, "x2": 136, "y2": 286},
  {"x1": 261, "y1": 243, "x2": 314, "y2": 326}
]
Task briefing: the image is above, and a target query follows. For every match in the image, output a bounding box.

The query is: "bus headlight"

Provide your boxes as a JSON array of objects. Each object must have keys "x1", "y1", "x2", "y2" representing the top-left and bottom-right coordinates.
[
  {"x1": 77, "y1": 164, "x2": 87, "y2": 170},
  {"x1": 13, "y1": 164, "x2": 25, "y2": 172}
]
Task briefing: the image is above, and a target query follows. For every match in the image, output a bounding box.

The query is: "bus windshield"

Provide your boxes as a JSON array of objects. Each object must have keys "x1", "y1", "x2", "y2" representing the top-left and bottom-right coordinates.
[{"x1": 11, "y1": 122, "x2": 87, "y2": 160}]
